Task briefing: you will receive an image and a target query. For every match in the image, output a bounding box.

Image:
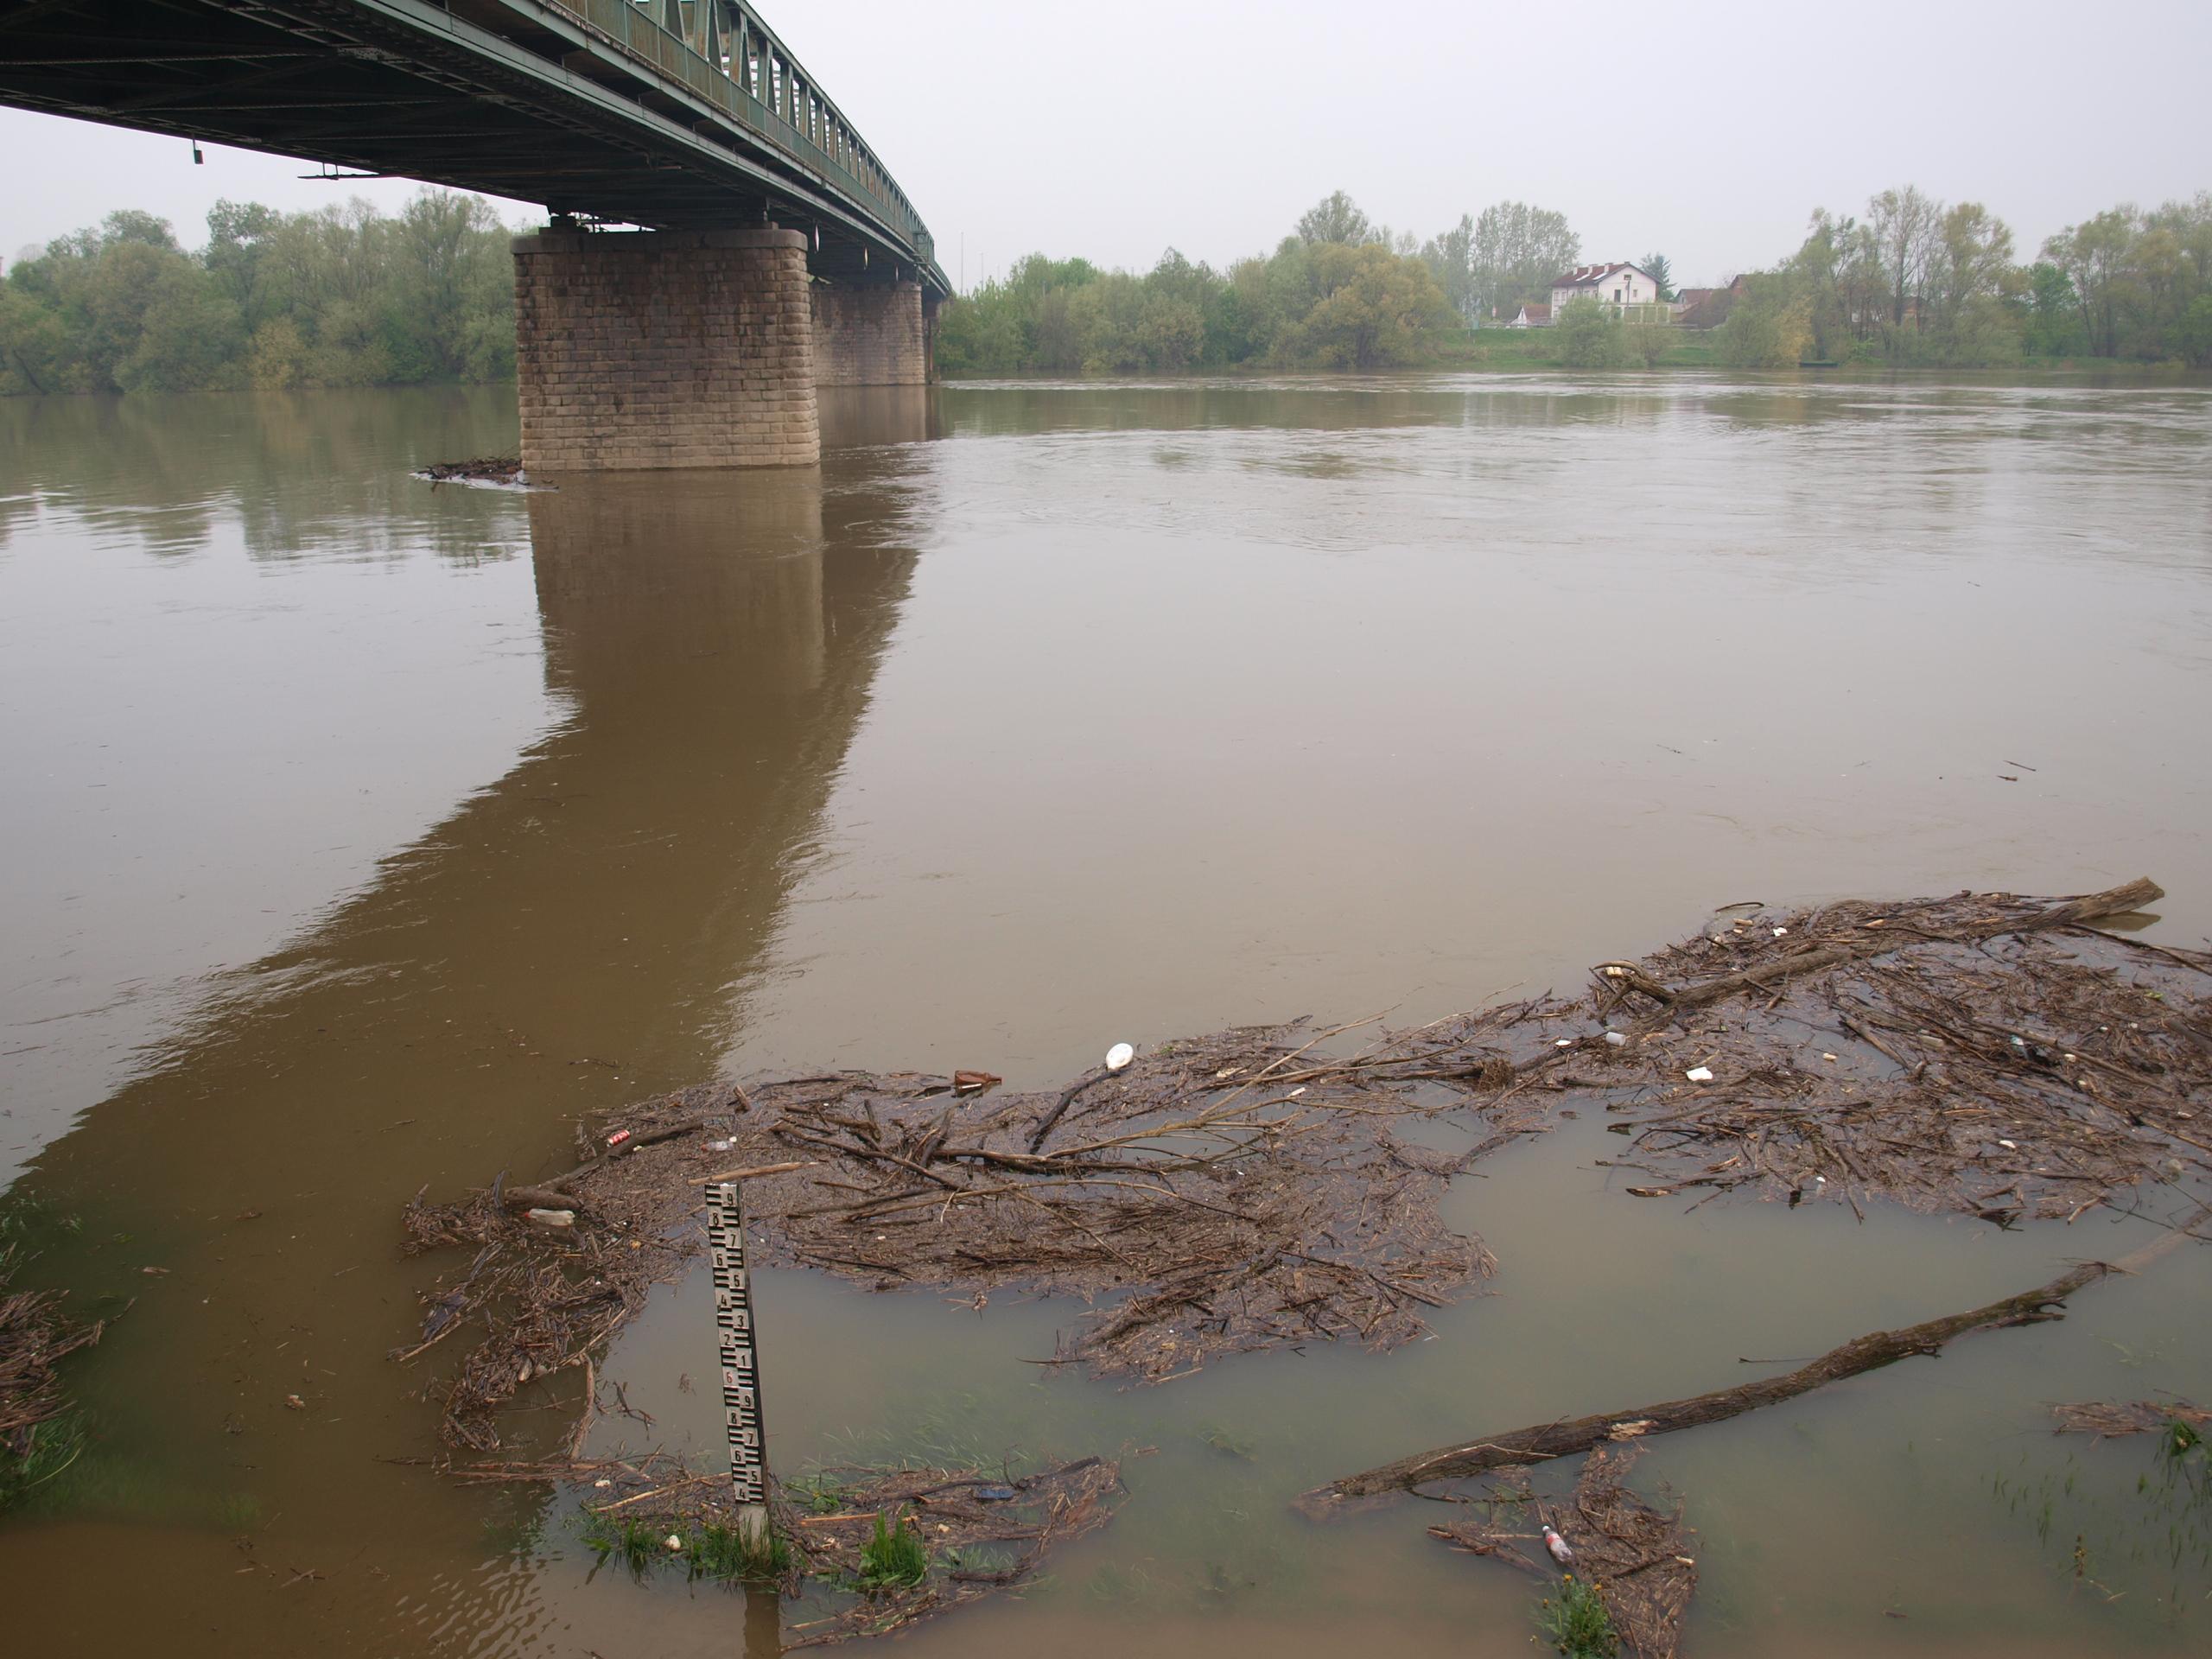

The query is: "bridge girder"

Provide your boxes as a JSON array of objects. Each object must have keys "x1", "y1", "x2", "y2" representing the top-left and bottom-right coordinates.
[{"x1": 0, "y1": 0, "x2": 948, "y2": 296}]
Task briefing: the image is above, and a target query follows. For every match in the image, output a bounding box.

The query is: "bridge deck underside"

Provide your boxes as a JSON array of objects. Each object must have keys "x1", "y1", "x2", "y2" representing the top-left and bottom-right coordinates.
[{"x1": 0, "y1": 0, "x2": 942, "y2": 292}]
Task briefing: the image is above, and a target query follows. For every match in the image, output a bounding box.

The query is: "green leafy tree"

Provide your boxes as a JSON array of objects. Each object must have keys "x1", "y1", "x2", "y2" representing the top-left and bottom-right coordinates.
[
  {"x1": 2177, "y1": 291, "x2": 2212, "y2": 367},
  {"x1": 1469, "y1": 201, "x2": 1579, "y2": 321},
  {"x1": 1420, "y1": 213, "x2": 1477, "y2": 322},
  {"x1": 1554, "y1": 296, "x2": 1626, "y2": 368},
  {"x1": 932, "y1": 199, "x2": 1462, "y2": 376},
  {"x1": 1280, "y1": 242, "x2": 1454, "y2": 369},
  {"x1": 1927, "y1": 202, "x2": 2015, "y2": 337},
  {"x1": 1625, "y1": 321, "x2": 1673, "y2": 367},
  {"x1": 1637, "y1": 252, "x2": 1675, "y2": 302},
  {"x1": 3, "y1": 188, "x2": 516, "y2": 394},
  {"x1": 2043, "y1": 208, "x2": 2134, "y2": 357},
  {"x1": 2020, "y1": 262, "x2": 2087, "y2": 357},
  {"x1": 1295, "y1": 190, "x2": 1379, "y2": 247},
  {"x1": 1868, "y1": 183, "x2": 1941, "y2": 330},
  {"x1": 1713, "y1": 275, "x2": 1814, "y2": 368}
]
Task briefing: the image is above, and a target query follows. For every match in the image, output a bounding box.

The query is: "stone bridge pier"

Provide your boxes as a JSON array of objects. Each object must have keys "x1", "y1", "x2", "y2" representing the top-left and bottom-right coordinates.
[{"x1": 512, "y1": 226, "x2": 935, "y2": 473}]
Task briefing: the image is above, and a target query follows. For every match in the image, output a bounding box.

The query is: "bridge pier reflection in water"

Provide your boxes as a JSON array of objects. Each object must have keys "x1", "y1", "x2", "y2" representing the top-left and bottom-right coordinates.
[{"x1": 8, "y1": 426, "x2": 926, "y2": 1657}]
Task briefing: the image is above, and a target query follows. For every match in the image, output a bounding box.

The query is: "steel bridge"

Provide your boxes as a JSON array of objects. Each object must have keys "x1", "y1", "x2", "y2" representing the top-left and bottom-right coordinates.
[{"x1": 0, "y1": 0, "x2": 948, "y2": 296}]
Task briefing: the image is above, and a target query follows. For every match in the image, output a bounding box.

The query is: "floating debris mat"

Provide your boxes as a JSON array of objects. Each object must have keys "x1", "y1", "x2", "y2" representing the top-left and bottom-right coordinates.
[
  {"x1": 1428, "y1": 1445, "x2": 1696, "y2": 1659},
  {"x1": 779, "y1": 1455, "x2": 1122, "y2": 1646},
  {"x1": 1570, "y1": 879, "x2": 2211, "y2": 1219},
  {"x1": 400, "y1": 1012, "x2": 1555, "y2": 1450},
  {"x1": 395, "y1": 879, "x2": 2208, "y2": 1461},
  {"x1": 2050, "y1": 1399, "x2": 2211, "y2": 1440},
  {"x1": 440, "y1": 1449, "x2": 1122, "y2": 1648}
]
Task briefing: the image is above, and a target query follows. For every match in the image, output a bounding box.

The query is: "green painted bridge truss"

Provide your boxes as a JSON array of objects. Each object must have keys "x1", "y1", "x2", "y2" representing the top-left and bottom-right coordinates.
[{"x1": 0, "y1": 0, "x2": 946, "y2": 293}]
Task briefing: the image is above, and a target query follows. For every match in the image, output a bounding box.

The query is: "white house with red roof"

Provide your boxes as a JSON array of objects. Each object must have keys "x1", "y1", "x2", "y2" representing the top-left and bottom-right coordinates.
[{"x1": 1548, "y1": 262, "x2": 1664, "y2": 316}]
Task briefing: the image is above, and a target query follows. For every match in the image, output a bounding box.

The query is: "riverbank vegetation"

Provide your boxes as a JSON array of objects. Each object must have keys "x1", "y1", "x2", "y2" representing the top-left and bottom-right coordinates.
[
  {"x1": 0, "y1": 189, "x2": 515, "y2": 395},
  {"x1": 1713, "y1": 187, "x2": 2212, "y2": 370},
  {"x1": 943, "y1": 185, "x2": 2212, "y2": 376},
  {"x1": 938, "y1": 194, "x2": 1461, "y2": 375},
  {"x1": 5, "y1": 183, "x2": 2207, "y2": 392}
]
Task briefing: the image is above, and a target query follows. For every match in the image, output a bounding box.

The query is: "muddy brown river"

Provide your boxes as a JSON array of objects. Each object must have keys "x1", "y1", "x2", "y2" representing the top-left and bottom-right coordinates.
[{"x1": 3, "y1": 374, "x2": 2209, "y2": 1656}]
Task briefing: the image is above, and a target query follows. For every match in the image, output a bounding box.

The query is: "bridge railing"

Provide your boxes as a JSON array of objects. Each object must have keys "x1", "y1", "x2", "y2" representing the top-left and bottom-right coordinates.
[{"x1": 545, "y1": 0, "x2": 934, "y2": 269}]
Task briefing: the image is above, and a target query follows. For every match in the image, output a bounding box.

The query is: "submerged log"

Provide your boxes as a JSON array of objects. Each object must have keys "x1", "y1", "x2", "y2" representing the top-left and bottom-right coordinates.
[{"x1": 1303, "y1": 1202, "x2": 2208, "y2": 1508}]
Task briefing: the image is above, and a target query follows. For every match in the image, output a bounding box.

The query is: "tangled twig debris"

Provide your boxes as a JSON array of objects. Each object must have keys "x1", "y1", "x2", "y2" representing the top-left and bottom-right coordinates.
[
  {"x1": 1428, "y1": 1445, "x2": 1695, "y2": 1659},
  {"x1": 2050, "y1": 1399, "x2": 2210, "y2": 1440},
  {"x1": 1574, "y1": 880, "x2": 2212, "y2": 1218},
  {"x1": 384, "y1": 877, "x2": 2212, "y2": 1645},
  {"x1": 398, "y1": 1011, "x2": 1554, "y2": 1448},
  {"x1": 430, "y1": 1447, "x2": 1121, "y2": 1646},
  {"x1": 2, "y1": 1277, "x2": 108, "y2": 1493}
]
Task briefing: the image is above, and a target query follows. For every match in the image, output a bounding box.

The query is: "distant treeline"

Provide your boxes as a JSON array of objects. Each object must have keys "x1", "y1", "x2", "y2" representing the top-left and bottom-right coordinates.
[
  {"x1": 0, "y1": 190, "x2": 514, "y2": 395},
  {"x1": 944, "y1": 186, "x2": 2212, "y2": 375},
  {"x1": 942, "y1": 193, "x2": 1485, "y2": 376},
  {"x1": 1713, "y1": 188, "x2": 2212, "y2": 369},
  {"x1": 6, "y1": 182, "x2": 2208, "y2": 393}
]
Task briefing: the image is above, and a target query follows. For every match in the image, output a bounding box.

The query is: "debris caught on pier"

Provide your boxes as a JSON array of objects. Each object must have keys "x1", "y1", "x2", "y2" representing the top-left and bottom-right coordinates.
[
  {"x1": 1428, "y1": 1445, "x2": 1696, "y2": 1659},
  {"x1": 412, "y1": 455, "x2": 547, "y2": 490}
]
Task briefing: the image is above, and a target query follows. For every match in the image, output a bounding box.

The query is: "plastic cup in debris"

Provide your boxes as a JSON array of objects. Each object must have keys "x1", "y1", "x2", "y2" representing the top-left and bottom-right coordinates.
[
  {"x1": 1105, "y1": 1042, "x2": 1135, "y2": 1071},
  {"x1": 1685, "y1": 1065, "x2": 1715, "y2": 1083},
  {"x1": 1605, "y1": 1030, "x2": 1628, "y2": 1048},
  {"x1": 1554, "y1": 1038, "x2": 1573, "y2": 1048}
]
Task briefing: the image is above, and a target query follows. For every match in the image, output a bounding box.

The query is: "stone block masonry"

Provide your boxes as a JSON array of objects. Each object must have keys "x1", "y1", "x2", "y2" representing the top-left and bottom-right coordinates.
[
  {"x1": 512, "y1": 227, "x2": 820, "y2": 472},
  {"x1": 810, "y1": 281, "x2": 929, "y2": 387}
]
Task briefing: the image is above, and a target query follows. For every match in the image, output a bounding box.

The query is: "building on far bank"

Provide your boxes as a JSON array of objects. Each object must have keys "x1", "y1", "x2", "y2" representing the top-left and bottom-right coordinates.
[
  {"x1": 1673, "y1": 275, "x2": 1750, "y2": 329},
  {"x1": 1549, "y1": 262, "x2": 1664, "y2": 318},
  {"x1": 1508, "y1": 302, "x2": 1551, "y2": 328}
]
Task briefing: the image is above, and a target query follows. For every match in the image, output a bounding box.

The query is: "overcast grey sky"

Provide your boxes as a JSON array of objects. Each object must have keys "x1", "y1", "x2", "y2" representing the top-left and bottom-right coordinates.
[{"x1": 4, "y1": 0, "x2": 2208, "y2": 284}]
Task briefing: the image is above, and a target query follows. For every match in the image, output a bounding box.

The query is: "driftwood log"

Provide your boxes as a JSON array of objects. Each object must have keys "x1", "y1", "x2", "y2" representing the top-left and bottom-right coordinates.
[{"x1": 1303, "y1": 1201, "x2": 2209, "y2": 1508}]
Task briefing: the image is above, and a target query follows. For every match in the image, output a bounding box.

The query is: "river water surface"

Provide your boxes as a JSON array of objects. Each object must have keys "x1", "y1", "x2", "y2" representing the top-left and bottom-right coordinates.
[{"x1": 3, "y1": 375, "x2": 2209, "y2": 1656}]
